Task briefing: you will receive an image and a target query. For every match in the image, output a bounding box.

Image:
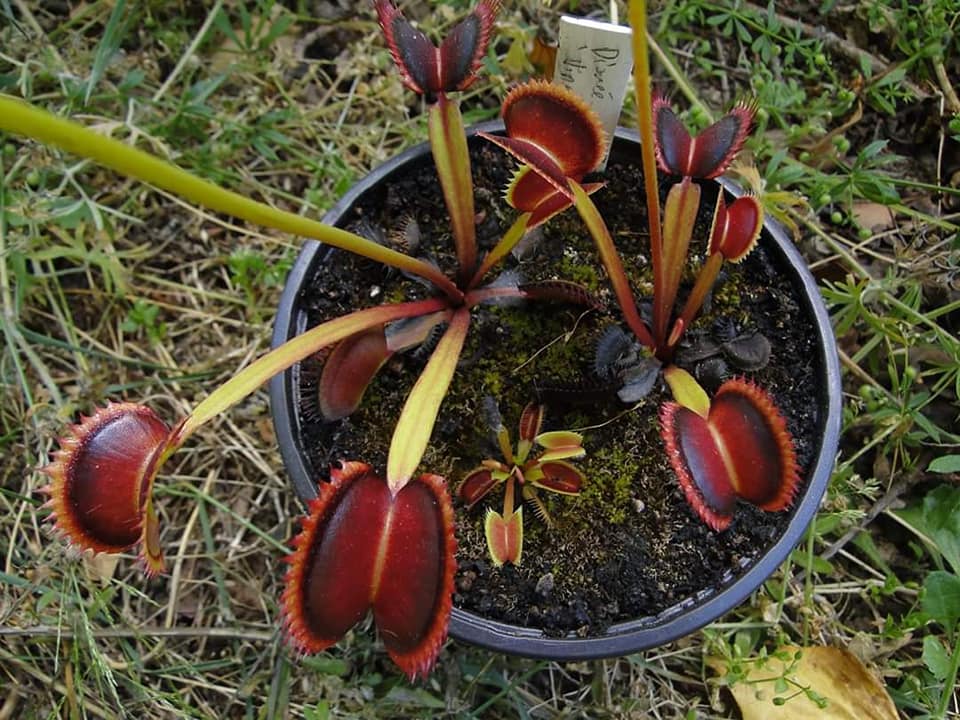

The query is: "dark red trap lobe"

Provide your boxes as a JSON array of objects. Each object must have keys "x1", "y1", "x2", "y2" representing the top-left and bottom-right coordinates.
[{"x1": 283, "y1": 463, "x2": 456, "y2": 680}]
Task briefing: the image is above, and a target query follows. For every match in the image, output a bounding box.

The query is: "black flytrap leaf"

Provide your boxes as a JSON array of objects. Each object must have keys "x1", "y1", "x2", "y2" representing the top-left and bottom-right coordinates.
[
  {"x1": 617, "y1": 358, "x2": 663, "y2": 403},
  {"x1": 595, "y1": 326, "x2": 640, "y2": 380},
  {"x1": 720, "y1": 330, "x2": 771, "y2": 371},
  {"x1": 533, "y1": 377, "x2": 623, "y2": 407},
  {"x1": 388, "y1": 216, "x2": 421, "y2": 255},
  {"x1": 482, "y1": 395, "x2": 504, "y2": 435},
  {"x1": 676, "y1": 335, "x2": 722, "y2": 364},
  {"x1": 594, "y1": 326, "x2": 662, "y2": 403},
  {"x1": 678, "y1": 322, "x2": 771, "y2": 373},
  {"x1": 694, "y1": 356, "x2": 731, "y2": 392}
]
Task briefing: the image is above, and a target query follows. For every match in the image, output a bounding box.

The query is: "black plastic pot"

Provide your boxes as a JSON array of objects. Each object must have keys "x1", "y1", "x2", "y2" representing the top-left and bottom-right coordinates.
[{"x1": 269, "y1": 121, "x2": 842, "y2": 661}]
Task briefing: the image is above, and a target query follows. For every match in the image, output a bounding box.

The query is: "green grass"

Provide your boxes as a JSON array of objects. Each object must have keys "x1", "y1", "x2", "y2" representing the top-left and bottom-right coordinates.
[{"x1": 2, "y1": 0, "x2": 959, "y2": 717}]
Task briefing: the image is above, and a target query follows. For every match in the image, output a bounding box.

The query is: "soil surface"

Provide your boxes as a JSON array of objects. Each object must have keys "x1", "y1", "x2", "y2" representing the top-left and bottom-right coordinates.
[{"x1": 287, "y1": 136, "x2": 822, "y2": 637}]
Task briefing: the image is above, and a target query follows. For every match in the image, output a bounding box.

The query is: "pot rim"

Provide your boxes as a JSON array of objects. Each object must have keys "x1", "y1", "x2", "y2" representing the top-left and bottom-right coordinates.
[{"x1": 269, "y1": 121, "x2": 842, "y2": 661}]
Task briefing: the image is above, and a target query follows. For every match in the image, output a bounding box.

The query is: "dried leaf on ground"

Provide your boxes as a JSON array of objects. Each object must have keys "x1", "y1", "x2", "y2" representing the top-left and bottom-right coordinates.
[
  {"x1": 852, "y1": 201, "x2": 896, "y2": 232},
  {"x1": 708, "y1": 645, "x2": 897, "y2": 720}
]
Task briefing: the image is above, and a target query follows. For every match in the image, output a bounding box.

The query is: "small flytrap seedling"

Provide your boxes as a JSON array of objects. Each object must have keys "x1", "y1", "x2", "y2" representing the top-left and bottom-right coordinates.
[
  {"x1": 459, "y1": 399, "x2": 586, "y2": 566},
  {"x1": 481, "y1": 0, "x2": 799, "y2": 532},
  {"x1": 4, "y1": 0, "x2": 606, "y2": 680}
]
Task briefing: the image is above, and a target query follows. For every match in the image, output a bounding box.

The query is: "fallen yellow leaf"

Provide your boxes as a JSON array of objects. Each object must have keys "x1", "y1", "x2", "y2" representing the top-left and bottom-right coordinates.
[{"x1": 709, "y1": 645, "x2": 897, "y2": 720}]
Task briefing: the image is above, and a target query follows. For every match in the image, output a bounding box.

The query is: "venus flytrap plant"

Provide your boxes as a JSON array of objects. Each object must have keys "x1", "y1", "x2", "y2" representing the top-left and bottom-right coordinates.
[
  {"x1": 3, "y1": 0, "x2": 604, "y2": 681},
  {"x1": 376, "y1": 0, "x2": 493, "y2": 287},
  {"x1": 6, "y1": 0, "x2": 817, "y2": 683},
  {"x1": 632, "y1": 0, "x2": 798, "y2": 529},
  {"x1": 459, "y1": 400, "x2": 586, "y2": 566},
  {"x1": 649, "y1": 94, "x2": 760, "y2": 354},
  {"x1": 482, "y1": 0, "x2": 800, "y2": 531}
]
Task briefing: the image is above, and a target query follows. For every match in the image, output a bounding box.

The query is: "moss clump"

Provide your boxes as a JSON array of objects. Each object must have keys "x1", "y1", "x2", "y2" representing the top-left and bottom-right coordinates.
[
  {"x1": 479, "y1": 302, "x2": 601, "y2": 390},
  {"x1": 384, "y1": 285, "x2": 408, "y2": 304},
  {"x1": 556, "y1": 251, "x2": 603, "y2": 292},
  {"x1": 475, "y1": 363, "x2": 506, "y2": 399},
  {"x1": 576, "y1": 443, "x2": 643, "y2": 525}
]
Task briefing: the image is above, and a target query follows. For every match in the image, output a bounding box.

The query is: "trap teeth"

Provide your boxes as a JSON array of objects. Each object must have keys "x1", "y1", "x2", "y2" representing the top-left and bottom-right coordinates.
[{"x1": 41, "y1": 403, "x2": 171, "y2": 568}]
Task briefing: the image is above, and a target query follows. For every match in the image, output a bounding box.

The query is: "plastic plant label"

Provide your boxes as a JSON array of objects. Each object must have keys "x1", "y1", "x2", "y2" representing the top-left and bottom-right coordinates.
[{"x1": 555, "y1": 16, "x2": 633, "y2": 170}]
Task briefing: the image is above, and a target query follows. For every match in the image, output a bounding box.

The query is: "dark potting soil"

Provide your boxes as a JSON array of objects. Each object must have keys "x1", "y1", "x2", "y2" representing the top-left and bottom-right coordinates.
[{"x1": 289, "y1": 137, "x2": 821, "y2": 638}]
